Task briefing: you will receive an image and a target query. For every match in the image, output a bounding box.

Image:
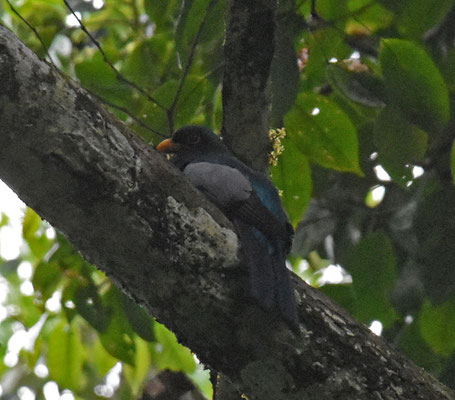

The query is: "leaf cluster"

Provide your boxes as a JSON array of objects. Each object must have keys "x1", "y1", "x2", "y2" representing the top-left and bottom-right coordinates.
[{"x1": 0, "y1": 209, "x2": 206, "y2": 399}]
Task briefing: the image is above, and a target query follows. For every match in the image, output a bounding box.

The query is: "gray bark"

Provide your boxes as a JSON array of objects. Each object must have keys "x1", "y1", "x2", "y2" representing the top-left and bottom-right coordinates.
[
  {"x1": 222, "y1": 0, "x2": 276, "y2": 172},
  {"x1": 0, "y1": 24, "x2": 454, "y2": 400}
]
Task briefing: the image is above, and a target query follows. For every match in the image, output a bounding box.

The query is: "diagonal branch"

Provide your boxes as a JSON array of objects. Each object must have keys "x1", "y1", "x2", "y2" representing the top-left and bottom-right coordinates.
[
  {"x1": 63, "y1": 0, "x2": 166, "y2": 111},
  {"x1": 6, "y1": 0, "x2": 57, "y2": 69},
  {"x1": 167, "y1": 0, "x2": 218, "y2": 133},
  {"x1": 0, "y1": 24, "x2": 454, "y2": 400}
]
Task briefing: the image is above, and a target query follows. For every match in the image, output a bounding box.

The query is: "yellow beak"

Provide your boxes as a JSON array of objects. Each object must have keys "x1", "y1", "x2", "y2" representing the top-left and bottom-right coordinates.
[{"x1": 156, "y1": 138, "x2": 180, "y2": 153}]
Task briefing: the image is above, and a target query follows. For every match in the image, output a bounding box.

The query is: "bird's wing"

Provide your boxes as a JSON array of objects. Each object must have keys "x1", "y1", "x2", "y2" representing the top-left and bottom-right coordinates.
[
  {"x1": 184, "y1": 161, "x2": 292, "y2": 245},
  {"x1": 183, "y1": 162, "x2": 252, "y2": 207},
  {"x1": 232, "y1": 191, "x2": 292, "y2": 246}
]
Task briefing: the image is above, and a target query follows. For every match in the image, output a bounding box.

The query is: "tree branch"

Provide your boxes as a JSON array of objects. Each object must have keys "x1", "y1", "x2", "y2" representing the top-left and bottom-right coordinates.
[
  {"x1": 222, "y1": 0, "x2": 277, "y2": 172},
  {"x1": 0, "y1": 24, "x2": 454, "y2": 400}
]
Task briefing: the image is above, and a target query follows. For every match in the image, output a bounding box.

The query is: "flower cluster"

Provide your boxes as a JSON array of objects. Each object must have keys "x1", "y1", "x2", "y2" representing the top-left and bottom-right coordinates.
[{"x1": 268, "y1": 127, "x2": 286, "y2": 166}]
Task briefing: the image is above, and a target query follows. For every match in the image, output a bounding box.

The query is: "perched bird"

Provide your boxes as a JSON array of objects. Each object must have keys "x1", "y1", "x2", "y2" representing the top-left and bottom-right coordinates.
[{"x1": 157, "y1": 126, "x2": 299, "y2": 330}]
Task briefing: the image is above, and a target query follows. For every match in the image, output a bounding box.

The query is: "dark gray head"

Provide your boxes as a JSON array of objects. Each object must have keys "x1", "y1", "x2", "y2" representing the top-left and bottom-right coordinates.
[{"x1": 157, "y1": 125, "x2": 229, "y2": 167}]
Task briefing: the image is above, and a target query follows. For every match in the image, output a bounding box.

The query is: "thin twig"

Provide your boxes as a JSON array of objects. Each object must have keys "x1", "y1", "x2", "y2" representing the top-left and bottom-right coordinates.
[
  {"x1": 177, "y1": 63, "x2": 224, "y2": 112},
  {"x1": 130, "y1": 0, "x2": 140, "y2": 31},
  {"x1": 86, "y1": 90, "x2": 167, "y2": 138},
  {"x1": 167, "y1": 0, "x2": 218, "y2": 132},
  {"x1": 6, "y1": 0, "x2": 58, "y2": 69},
  {"x1": 311, "y1": 0, "x2": 317, "y2": 17},
  {"x1": 63, "y1": 0, "x2": 166, "y2": 110}
]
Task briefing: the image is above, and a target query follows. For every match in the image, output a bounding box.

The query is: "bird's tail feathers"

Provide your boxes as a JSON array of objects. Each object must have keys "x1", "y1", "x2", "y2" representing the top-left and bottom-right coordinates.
[
  {"x1": 234, "y1": 220, "x2": 299, "y2": 331},
  {"x1": 234, "y1": 220, "x2": 275, "y2": 310},
  {"x1": 272, "y1": 250, "x2": 299, "y2": 331}
]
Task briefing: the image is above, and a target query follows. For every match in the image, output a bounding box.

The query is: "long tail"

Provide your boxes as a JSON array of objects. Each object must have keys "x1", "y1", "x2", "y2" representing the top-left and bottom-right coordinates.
[
  {"x1": 271, "y1": 249, "x2": 299, "y2": 331},
  {"x1": 234, "y1": 220, "x2": 299, "y2": 330},
  {"x1": 234, "y1": 220, "x2": 275, "y2": 311}
]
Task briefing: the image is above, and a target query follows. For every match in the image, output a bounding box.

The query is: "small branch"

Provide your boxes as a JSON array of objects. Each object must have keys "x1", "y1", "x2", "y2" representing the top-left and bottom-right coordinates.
[
  {"x1": 311, "y1": 0, "x2": 317, "y2": 17},
  {"x1": 6, "y1": 0, "x2": 58, "y2": 69},
  {"x1": 86, "y1": 89, "x2": 167, "y2": 138},
  {"x1": 167, "y1": 0, "x2": 219, "y2": 132},
  {"x1": 130, "y1": 0, "x2": 140, "y2": 31},
  {"x1": 63, "y1": 0, "x2": 166, "y2": 110}
]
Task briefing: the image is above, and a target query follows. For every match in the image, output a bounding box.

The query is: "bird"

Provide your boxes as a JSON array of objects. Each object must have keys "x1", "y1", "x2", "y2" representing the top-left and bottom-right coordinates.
[{"x1": 156, "y1": 125, "x2": 299, "y2": 330}]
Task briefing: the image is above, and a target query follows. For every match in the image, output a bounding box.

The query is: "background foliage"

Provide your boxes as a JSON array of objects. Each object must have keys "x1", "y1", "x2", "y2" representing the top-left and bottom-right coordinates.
[{"x1": 1, "y1": 0, "x2": 455, "y2": 398}]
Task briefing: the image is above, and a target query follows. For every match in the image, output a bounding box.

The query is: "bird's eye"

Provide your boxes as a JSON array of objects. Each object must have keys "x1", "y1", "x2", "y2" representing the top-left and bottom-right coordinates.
[{"x1": 187, "y1": 132, "x2": 200, "y2": 145}]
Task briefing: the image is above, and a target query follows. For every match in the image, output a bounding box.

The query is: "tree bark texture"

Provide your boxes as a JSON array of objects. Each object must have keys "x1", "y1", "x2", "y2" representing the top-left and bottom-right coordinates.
[
  {"x1": 222, "y1": 0, "x2": 276, "y2": 172},
  {"x1": 0, "y1": 24, "x2": 454, "y2": 400}
]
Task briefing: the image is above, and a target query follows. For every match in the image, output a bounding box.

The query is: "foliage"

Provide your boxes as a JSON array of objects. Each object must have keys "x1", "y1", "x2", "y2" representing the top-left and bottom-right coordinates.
[{"x1": 1, "y1": 0, "x2": 455, "y2": 398}]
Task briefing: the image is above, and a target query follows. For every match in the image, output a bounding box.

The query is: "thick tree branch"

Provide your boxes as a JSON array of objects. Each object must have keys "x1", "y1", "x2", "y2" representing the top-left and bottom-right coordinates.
[
  {"x1": 222, "y1": 0, "x2": 276, "y2": 172},
  {"x1": 0, "y1": 25, "x2": 454, "y2": 400}
]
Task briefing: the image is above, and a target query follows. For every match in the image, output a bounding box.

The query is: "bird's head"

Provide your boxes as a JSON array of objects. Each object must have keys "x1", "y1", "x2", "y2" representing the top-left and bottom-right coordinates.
[{"x1": 156, "y1": 126, "x2": 228, "y2": 166}]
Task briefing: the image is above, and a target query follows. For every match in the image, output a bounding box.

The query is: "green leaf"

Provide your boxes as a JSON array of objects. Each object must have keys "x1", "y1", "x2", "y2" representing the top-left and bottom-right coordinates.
[
  {"x1": 175, "y1": 0, "x2": 203, "y2": 66},
  {"x1": 327, "y1": 63, "x2": 385, "y2": 108},
  {"x1": 317, "y1": 0, "x2": 348, "y2": 22},
  {"x1": 379, "y1": 39, "x2": 450, "y2": 132},
  {"x1": 285, "y1": 93, "x2": 363, "y2": 175},
  {"x1": 141, "y1": 75, "x2": 205, "y2": 135},
  {"x1": 61, "y1": 280, "x2": 78, "y2": 322},
  {"x1": 92, "y1": 336, "x2": 118, "y2": 377},
  {"x1": 0, "y1": 213, "x2": 9, "y2": 228},
  {"x1": 47, "y1": 319, "x2": 85, "y2": 392},
  {"x1": 153, "y1": 323, "x2": 196, "y2": 373},
  {"x1": 0, "y1": 319, "x2": 15, "y2": 359},
  {"x1": 11, "y1": 0, "x2": 65, "y2": 55},
  {"x1": 27, "y1": 234, "x2": 54, "y2": 260},
  {"x1": 74, "y1": 282, "x2": 110, "y2": 333},
  {"x1": 123, "y1": 337, "x2": 152, "y2": 395},
  {"x1": 174, "y1": 76, "x2": 206, "y2": 126},
  {"x1": 175, "y1": 0, "x2": 226, "y2": 67},
  {"x1": 420, "y1": 297, "x2": 455, "y2": 356},
  {"x1": 271, "y1": 140, "x2": 312, "y2": 226},
  {"x1": 17, "y1": 294, "x2": 42, "y2": 328},
  {"x1": 121, "y1": 293, "x2": 155, "y2": 342},
  {"x1": 0, "y1": 259, "x2": 20, "y2": 277},
  {"x1": 397, "y1": 0, "x2": 454, "y2": 39},
  {"x1": 270, "y1": 26, "x2": 300, "y2": 126},
  {"x1": 375, "y1": 0, "x2": 410, "y2": 12},
  {"x1": 99, "y1": 287, "x2": 136, "y2": 365},
  {"x1": 398, "y1": 318, "x2": 442, "y2": 371},
  {"x1": 345, "y1": 2, "x2": 393, "y2": 33},
  {"x1": 320, "y1": 283, "x2": 356, "y2": 314},
  {"x1": 32, "y1": 261, "x2": 62, "y2": 302},
  {"x1": 302, "y1": 28, "x2": 352, "y2": 91},
  {"x1": 374, "y1": 107, "x2": 428, "y2": 185},
  {"x1": 22, "y1": 208, "x2": 41, "y2": 241},
  {"x1": 1, "y1": 276, "x2": 41, "y2": 327},
  {"x1": 344, "y1": 232, "x2": 399, "y2": 327},
  {"x1": 49, "y1": 235, "x2": 89, "y2": 272},
  {"x1": 188, "y1": 367, "x2": 213, "y2": 399},
  {"x1": 75, "y1": 52, "x2": 132, "y2": 106},
  {"x1": 121, "y1": 36, "x2": 177, "y2": 89},
  {"x1": 144, "y1": 0, "x2": 179, "y2": 29}
]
